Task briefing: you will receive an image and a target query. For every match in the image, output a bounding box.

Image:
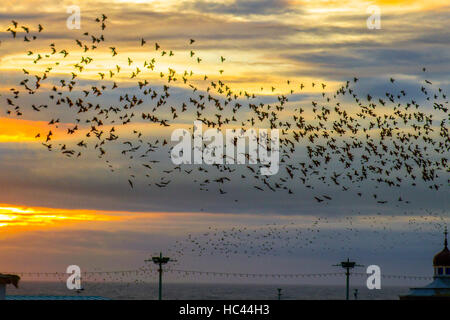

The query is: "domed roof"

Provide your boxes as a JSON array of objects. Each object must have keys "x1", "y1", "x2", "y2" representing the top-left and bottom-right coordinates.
[
  {"x1": 433, "y1": 228, "x2": 450, "y2": 266},
  {"x1": 433, "y1": 247, "x2": 450, "y2": 266}
]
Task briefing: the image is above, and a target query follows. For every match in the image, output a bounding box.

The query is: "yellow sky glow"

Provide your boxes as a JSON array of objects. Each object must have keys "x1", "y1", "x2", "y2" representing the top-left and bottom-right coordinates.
[{"x1": 0, "y1": 204, "x2": 124, "y2": 228}]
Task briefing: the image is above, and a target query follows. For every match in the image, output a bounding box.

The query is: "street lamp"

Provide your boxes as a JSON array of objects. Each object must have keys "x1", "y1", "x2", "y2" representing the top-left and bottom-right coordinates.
[
  {"x1": 333, "y1": 258, "x2": 363, "y2": 300},
  {"x1": 146, "y1": 252, "x2": 174, "y2": 300}
]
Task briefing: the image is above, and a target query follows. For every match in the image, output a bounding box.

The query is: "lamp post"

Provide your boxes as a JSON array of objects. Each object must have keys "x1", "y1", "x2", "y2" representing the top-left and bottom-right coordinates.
[
  {"x1": 146, "y1": 252, "x2": 174, "y2": 300},
  {"x1": 333, "y1": 258, "x2": 363, "y2": 300}
]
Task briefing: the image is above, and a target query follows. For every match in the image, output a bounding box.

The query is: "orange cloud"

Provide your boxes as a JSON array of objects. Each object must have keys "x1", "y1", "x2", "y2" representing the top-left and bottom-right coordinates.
[
  {"x1": 290, "y1": 0, "x2": 449, "y2": 11},
  {"x1": 374, "y1": 0, "x2": 444, "y2": 5},
  {"x1": 0, "y1": 204, "x2": 124, "y2": 229},
  {"x1": 0, "y1": 203, "x2": 193, "y2": 232},
  {"x1": 0, "y1": 117, "x2": 67, "y2": 143}
]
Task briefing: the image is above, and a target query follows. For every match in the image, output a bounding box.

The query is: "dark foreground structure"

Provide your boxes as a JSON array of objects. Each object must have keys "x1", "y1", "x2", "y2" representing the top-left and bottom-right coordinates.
[{"x1": 400, "y1": 228, "x2": 450, "y2": 300}]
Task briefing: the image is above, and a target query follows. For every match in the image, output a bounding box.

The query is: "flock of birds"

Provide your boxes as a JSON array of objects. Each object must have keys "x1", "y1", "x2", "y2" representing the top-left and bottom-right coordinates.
[
  {"x1": 167, "y1": 209, "x2": 448, "y2": 262},
  {"x1": 1, "y1": 15, "x2": 449, "y2": 263}
]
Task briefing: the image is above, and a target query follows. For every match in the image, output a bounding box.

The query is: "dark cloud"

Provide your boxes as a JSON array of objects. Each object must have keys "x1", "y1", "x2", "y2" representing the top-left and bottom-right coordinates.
[
  {"x1": 180, "y1": 0, "x2": 296, "y2": 16},
  {"x1": 0, "y1": 225, "x2": 445, "y2": 284}
]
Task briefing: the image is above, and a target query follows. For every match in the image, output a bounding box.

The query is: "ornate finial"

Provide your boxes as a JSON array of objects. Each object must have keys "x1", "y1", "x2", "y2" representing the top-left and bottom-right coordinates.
[{"x1": 445, "y1": 226, "x2": 448, "y2": 248}]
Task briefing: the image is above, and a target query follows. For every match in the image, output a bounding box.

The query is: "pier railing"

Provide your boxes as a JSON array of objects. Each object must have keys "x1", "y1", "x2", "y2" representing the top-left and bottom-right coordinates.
[{"x1": 1, "y1": 268, "x2": 433, "y2": 281}]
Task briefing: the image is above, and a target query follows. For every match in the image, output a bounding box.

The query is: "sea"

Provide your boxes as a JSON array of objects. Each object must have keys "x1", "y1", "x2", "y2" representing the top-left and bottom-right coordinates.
[{"x1": 7, "y1": 281, "x2": 411, "y2": 300}]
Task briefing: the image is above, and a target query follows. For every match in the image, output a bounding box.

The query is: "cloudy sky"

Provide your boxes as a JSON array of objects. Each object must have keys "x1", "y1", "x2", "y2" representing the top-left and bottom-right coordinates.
[{"x1": 0, "y1": 0, "x2": 449, "y2": 289}]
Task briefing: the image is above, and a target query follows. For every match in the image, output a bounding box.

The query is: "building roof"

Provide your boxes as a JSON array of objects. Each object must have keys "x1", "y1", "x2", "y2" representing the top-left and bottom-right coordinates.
[
  {"x1": 400, "y1": 278, "x2": 450, "y2": 299},
  {"x1": 6, "y1": 295, "x2": 110, "y2": 300},
  {"x1": 400, "y1": 228, "x2": 450, "y2": 300},
  {"x1": 434, "y1": 247, "x2": 450, "y2": 266},
  {"x1": 433, "y1": 227, "x2": 450, "y2": 266},
  {"x1": 415, "y1": 277, "x2": 450, "y2": 290},
  {"x1": 0, "y1": 274, "x2": 20, "y2": 287}
]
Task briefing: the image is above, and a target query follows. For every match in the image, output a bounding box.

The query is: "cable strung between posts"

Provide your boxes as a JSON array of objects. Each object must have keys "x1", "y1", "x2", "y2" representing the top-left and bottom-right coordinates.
[{"x1": 2, "y1": 268, "x2": 433, "y2": 281}]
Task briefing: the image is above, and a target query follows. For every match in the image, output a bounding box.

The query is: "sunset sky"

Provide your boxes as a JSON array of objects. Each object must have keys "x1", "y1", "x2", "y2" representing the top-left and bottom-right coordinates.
[{"x1": 0, "y1": 0, "x2": 449, "y2": 286}]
